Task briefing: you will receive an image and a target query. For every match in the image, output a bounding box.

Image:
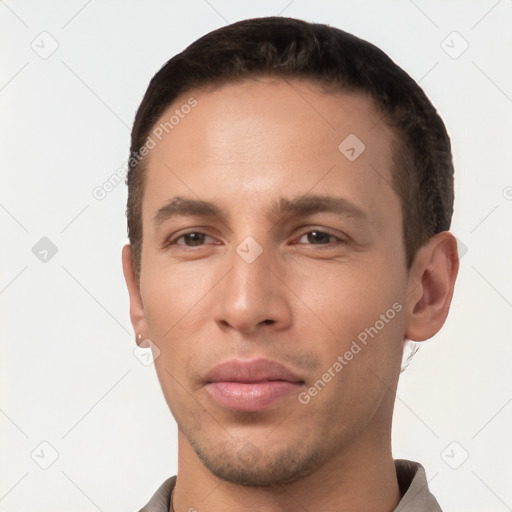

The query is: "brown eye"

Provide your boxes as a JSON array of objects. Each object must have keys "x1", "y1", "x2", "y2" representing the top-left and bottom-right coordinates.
[
  {"x1": 166, "y1": 231, "x2": 215, "y2": 247},
  {"x1": 304, "y1": 231, "x2": 331, "y2": 244},
  {"x1": 177, "y1": 232, "x2": 208, "y2": 246},
  {"x1": 297, "y1": 230, "x2": 345, "y2": 246}
]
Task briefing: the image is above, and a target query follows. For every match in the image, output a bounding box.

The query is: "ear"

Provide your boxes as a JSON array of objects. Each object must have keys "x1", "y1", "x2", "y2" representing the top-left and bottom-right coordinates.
[
  {"x1": 405, "y1": 232, "x2": 459, "y2": 342},
  {"x1": 122, "y1": 244, "x2": 148, "y2": 346}
]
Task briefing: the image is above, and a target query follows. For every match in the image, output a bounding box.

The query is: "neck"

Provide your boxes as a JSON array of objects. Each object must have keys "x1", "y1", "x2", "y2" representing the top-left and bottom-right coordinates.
[{"x1": 172, "y1": 425, "x2": 400, "y2": 512}]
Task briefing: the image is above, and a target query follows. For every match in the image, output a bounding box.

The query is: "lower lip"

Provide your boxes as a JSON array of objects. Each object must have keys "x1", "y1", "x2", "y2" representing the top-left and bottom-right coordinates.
[{"x1": 206, "y1": 381, "x2": 302, "y2": 411}]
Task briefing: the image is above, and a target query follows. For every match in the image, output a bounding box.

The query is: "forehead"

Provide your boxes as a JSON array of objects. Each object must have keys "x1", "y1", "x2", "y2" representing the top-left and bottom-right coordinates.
[
  {"x1": 154, "y1": 78, "x2": 390, "y2": 159},
  {"x1": 142, "y1": 78, "x2": 399, "y2": 226}
]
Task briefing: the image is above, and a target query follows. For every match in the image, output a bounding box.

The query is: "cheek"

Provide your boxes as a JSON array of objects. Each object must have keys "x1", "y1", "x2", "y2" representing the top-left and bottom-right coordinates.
[
  {"x1": 141, "y1": 260, "x2": 213, "y2": 338},
  {"x1": 289, "y1": 259, "x2": 402, "y2": 343},
  {"x1": 142, "y1": 265, "x2": 210, "y2": 414},
  {"x1": 288, "y1": 257, "x2": 406, "y2": 397},
  {"x1": 293, "y1": 263, "x2": 405, "y2": 424},
  {"x1": 140, "y1": 262, "x2": 219, "y2": 397}
]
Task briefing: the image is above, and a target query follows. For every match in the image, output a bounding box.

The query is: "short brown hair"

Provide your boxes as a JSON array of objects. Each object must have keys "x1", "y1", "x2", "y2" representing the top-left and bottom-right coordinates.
[{"x1": 126, "y1": 16, "x2": 454, "y2": 282}]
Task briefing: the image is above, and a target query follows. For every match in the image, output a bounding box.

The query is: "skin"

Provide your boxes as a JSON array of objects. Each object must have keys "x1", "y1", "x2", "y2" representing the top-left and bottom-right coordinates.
[{"x1": 122, "y1": 78, "x2": 459, "y2": 512}]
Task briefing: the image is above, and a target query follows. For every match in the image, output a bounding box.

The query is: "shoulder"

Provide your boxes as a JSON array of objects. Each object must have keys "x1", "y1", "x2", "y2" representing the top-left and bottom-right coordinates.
[
  {"x1": 394, "y1": 459, "x2": 442, "y2": 512},
  {"x1": 137, "y1": 476, "x2": 176, "y2": 512}
]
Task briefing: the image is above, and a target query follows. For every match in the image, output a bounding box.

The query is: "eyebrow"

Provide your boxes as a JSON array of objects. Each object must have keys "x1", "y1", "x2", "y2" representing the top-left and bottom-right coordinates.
[{"x1": 152, "y1": 194, "x2": 369, "y2": 226}]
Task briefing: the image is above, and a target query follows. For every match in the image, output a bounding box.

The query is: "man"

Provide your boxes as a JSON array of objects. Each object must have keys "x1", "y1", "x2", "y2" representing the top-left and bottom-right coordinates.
[{"x1": 122, "y1": 16, "x2": 459, "y2": 512}]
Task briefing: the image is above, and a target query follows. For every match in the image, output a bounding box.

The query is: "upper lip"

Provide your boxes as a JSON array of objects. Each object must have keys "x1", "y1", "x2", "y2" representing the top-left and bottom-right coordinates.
[{"x1": 205, "y1": 359, "x2": 304, "y2": 384}]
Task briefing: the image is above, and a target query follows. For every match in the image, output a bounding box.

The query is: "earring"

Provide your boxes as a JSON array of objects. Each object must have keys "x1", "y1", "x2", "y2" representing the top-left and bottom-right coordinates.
[{"x1": 137, "y1": 333, "x2": 142, "y2": 342}]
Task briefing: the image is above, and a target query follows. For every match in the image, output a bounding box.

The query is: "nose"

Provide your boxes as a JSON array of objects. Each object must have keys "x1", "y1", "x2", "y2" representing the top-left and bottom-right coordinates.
[{"x1": 211, "y1": 243, "x2": 293, "y2": 335}]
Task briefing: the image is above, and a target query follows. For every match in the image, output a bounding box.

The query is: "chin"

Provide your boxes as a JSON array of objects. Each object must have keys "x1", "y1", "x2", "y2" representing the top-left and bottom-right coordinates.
[{"x1": 190, "y1": 436, "x2": 326, "y2": 487}]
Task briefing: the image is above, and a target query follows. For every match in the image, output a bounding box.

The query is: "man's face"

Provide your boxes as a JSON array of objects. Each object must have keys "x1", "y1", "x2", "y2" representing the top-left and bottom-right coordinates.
[{"x1": 136, "y1": 78, "x2": 410, "y2": 485}]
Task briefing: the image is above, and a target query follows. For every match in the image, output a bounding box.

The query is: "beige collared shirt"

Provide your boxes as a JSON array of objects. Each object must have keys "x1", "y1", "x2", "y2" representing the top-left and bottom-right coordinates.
[{"x1": 138, "y1": 459, "x2": 442, "y2": 512}]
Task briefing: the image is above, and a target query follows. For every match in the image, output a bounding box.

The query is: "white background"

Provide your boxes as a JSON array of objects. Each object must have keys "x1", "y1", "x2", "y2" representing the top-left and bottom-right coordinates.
[{"x1": 1, "y1": 1, "x2": 511, "y2": 511}]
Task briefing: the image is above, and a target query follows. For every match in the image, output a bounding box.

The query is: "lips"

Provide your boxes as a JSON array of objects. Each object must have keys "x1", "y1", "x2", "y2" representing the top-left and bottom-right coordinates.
[{"x1": 204, "y1": 359, "x2": 304, "y2": 411}]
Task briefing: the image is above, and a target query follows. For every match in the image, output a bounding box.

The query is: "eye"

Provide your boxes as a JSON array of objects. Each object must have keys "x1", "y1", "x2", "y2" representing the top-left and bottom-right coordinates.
[
  {"x1": 169, "y1": 231, "x2": 214, "y2": 247},
  {"x1": 296, "y1": 230, "x2": 346, "y2": 246}
]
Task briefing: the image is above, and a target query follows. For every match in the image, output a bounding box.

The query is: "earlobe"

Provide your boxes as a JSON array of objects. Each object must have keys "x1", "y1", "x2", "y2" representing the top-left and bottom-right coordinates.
[
  {"x1": 405, "y1": 232, "x2": 459, "y2": 342},
  {"x1": 121, "y1": 244, "x2": 148, "y2": 345}
]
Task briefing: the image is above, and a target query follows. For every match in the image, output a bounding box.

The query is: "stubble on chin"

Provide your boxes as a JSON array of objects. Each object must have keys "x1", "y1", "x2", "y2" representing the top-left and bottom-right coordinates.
[{"x1": 186, "y1": 430, "x2": 329, "y2": 488}]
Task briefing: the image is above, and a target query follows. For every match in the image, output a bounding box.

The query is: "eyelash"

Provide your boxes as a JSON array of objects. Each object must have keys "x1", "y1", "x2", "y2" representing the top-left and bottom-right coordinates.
[{"x1": 165, "y1": 229, "x2": 347, "y2": 249}]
